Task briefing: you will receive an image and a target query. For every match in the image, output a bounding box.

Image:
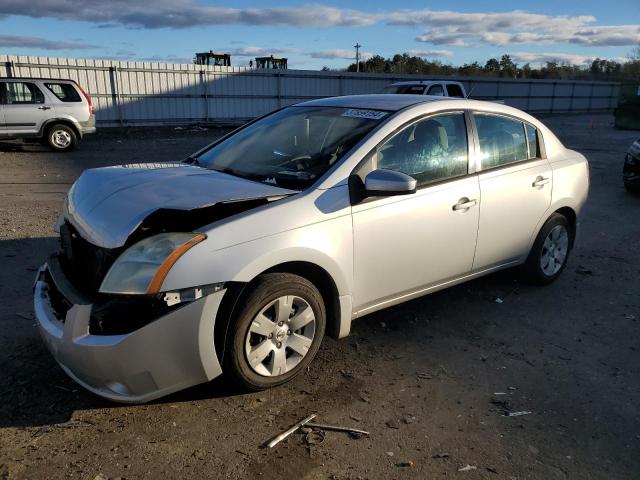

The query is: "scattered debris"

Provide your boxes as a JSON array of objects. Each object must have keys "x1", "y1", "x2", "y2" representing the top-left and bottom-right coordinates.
[
  {"x1": 263, "y1": 415, "x2": 369, "y2": 448},
  {"x1": 93, "y1": 474, "x2": 109, "y2": 480},
  {"x1": 575, "y1": 267, "x2": 593, "y2": 276},
  {"x1": 416, "y1": 372, "x2": 432, "y2": 379},
  {"x1": 173, "y1": 126, "x2": 186, "y2": 130},
  {"x1": 506, "y1": 411, "x2": 532, "y2": 417},
  {"x1": 493, "y1": 392, "x2": 506, "y2": 396},
  {"x1": 402, "y1": 414, "x2": 417, "y2": 424},
  {"x1": 380, "y1": 321, "x2": 387, "y2": 328},
  {"x1": 359, "y1": 391, "x2": 371, "y2": 403},
  {"x1": 386, "y1": 451, "x2": 394, "y2": 457},
  {"x1": 263, "y1": 414, "x2": 317, "y2": 448},
  {"x1": 306, "y1": 422, "x2": 370, "y2": 438},
  {"x1": 396, "y1": 461, "x2": 414, "y2": 467},
  {"x1": 432, "y1": 453, "x2": 450, "y2": 459},
  {"x1": 385, "y1": 420, "x2": 400, "y2": 429},
  {"x1": 52, "y1": 420, "x2": 93, "y2": 429},
  {"x1": 458, "y1": 465, "x2": 477, "y2": 472},
  {"x1": 487, "y1": 466, "x2": 499, "y2": 474},
  {"x1": 495, "y1": 297, "x2": 504, "y2": 304},
  {"x1": 304, "y1": 430, "x2": 325, "y2": 445}
]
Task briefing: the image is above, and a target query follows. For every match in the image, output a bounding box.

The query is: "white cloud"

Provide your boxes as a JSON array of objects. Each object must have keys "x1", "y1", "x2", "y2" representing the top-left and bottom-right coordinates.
[
  {"x1": 228, "y1": 46, "x2": 300, "y2": 57},
  {"x1": 509, "y1": 51, "x2": 628, "y2": 65},
  {"x1": 0, "y1": 34, "x2": 97, "y2": 50},
  {"x1": 308, "y1": 49, "x2": 373, "y2": 60},
  {"x1": 407, "y1": 49, "x2": 454, "y2": 58}
]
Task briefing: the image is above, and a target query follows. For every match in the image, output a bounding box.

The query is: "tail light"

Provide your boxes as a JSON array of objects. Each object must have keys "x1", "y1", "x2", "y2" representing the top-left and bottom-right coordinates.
[{"x1": 73, "y1": 81, "x2": 94, "y2": 115}]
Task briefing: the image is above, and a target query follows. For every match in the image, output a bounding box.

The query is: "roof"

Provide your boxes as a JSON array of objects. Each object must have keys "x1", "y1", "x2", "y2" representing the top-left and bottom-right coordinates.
[
  {"x1": 296, "y1": 94, "x2": 444, "y2": 112},
  {"x1": 0, "y1": 77, "x2": 76, "y2": 82}
]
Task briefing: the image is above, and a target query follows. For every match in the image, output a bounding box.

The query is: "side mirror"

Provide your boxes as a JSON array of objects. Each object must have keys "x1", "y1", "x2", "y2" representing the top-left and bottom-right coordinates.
[{"x1": 364, "y1": 169, "x2": 417, "y2": 197}]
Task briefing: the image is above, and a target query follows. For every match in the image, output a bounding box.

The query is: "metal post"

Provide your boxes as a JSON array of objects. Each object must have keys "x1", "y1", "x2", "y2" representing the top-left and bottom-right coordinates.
[
  {"x1": 354, "y1": 43, "x2": 361, "y2": 73},
  {"x1": 588, "y1": 83, "x2": 594, "y2": 112},
  {"x1": 276, "y1": 72, "x2": 282, "y2": 108},
  {"x1": 569, "y1": 82, "x2": 576, "y2": 112},
  {"x1": 525, "y1": 81, "x2": 532, "y2": 112},
  {"x1": 338, "y1": 75, "x2": 344, "y2": 96},
  {"x1": 108, "y1": 66, "x2": 124, "y2": 126},
  {"x1": 551, "y1": 81, "x2": 557, "y2": 114},
  {"x1": 4, "y1": 61, "x2": 13, "y2": 78},
  {"x1": 200, "y1": 70, "x2": 209, "y2": 122}
]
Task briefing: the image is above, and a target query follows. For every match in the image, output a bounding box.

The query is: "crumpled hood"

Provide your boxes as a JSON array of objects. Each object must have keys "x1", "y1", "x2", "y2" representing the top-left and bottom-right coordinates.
[{"x1": 64, "y1": 163, "x2": 296, "y2": 248}]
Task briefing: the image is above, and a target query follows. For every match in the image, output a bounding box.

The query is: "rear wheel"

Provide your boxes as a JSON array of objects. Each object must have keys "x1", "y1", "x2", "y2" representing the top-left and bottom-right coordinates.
[
  {"x1": 522, "y1": 213, "x2": 571, "y2": 285},
  {"x1": 225, "y1": 273, "x2": 326, "y2": 390},
  {"x1": 46, "y1": 124, "x2": 77, "y2": 152}
]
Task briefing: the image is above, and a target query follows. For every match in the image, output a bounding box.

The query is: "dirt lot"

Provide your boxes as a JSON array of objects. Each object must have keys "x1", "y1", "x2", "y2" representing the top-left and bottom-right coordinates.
[{"x1": 0, "y1": 116, "x2": 639, "y2": 480}]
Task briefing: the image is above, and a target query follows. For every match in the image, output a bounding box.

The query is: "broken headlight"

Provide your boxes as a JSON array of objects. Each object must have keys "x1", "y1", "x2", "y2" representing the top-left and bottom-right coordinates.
[{"x1": 99, "y1": 232, "x2": 206, "y2": 294}]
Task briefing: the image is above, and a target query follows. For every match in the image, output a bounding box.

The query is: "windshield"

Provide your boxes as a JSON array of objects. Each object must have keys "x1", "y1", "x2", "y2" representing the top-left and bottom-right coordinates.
[
  {"x1": 196, "y1": 106, "x2": 388, "y2": 190},
  {"x1": 383, "y1": 85, "x2": 426, "y2": 95}
]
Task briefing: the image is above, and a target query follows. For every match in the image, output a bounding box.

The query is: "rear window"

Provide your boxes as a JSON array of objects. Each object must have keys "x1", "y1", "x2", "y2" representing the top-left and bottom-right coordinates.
[{"x1": 44, "y1": 83, "x2": 82, "y2": 102}]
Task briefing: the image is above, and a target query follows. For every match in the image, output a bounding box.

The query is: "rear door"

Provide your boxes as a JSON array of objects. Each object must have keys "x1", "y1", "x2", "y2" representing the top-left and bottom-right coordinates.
[
  {"x1": 3, "y1": 81, "x2": 53, "y2": 136},
  {"x1": 471, "y1": 112, "x2": 552, "y2": 270}
]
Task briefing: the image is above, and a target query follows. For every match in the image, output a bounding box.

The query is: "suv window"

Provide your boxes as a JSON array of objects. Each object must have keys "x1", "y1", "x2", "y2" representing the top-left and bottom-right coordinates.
[
  {"x1": 45, "y1": 82, "x2": 81, "y2": 102},
  {"x1": 446, "y1": 84, "x2": 465, "y2": 98},
  {"x1": 376, "y1": 112, "x2": 468, "y2": 186},
  {"x1": 5, "y1": 82, "x2": 45, "y2": 104},
  {"x1": 474, "y1": 113, "x2": 528, "y2": 169},
  {"x1": 427, "y1": 84, "x2": 445, "y2": 96}
]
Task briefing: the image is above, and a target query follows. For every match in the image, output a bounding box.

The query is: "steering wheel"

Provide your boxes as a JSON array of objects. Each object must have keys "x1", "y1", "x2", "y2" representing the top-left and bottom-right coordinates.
[{"x1": 278, "y1": 154, "x2": 312, "y2": 171}]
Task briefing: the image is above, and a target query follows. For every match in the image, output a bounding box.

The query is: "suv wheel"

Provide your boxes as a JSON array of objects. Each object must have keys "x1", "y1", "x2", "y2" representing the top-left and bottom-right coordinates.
[
  {"x1": 225, "y1": 273, "x2": 326, "y2": 390},
  {"x1": 46, "y1": 124, "x2": 77, "y2": 152},
  {"x1": 522, "y1": 213, "x2": 572, "y2": 285}
]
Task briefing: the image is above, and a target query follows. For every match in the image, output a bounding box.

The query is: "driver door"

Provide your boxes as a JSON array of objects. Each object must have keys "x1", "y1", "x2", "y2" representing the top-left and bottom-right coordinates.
[{"x1": 352, "y1": 111, "x2": 480, "y2": 313}]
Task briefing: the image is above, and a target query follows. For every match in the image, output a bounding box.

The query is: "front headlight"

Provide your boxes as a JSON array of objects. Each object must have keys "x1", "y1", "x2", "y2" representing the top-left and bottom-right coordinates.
[{"x1": 100, "y1": 232, "x2": 206, "y2": 294}]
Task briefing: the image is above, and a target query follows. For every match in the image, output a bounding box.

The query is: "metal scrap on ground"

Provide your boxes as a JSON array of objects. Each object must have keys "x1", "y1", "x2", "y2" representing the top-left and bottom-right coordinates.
[{"x1": 263, "y1": 414, "x2": 370, "y2": 448}]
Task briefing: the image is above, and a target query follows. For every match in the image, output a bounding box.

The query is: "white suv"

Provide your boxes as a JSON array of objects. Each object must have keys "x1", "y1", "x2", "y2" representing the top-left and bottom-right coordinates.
[
  {"x1": 0, "y1": 78, "x2": 96, "y2": 151},
  {"x1": 383, "y1": 80, "x2": 467, "y2": 98}
]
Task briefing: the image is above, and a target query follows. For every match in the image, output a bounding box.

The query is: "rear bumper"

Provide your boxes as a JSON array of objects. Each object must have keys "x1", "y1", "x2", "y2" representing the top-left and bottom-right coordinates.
[
  {"x1": 78, "y1": 115, "x2": 96, "y2": 136},
  {"x1": 33, "y1": 260, "x2": 225, "y2": 403}
]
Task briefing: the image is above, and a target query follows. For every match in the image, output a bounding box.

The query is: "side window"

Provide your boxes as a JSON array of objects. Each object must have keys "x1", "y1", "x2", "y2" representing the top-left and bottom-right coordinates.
[
  {"x1": 45, "y1": 83, "x2": 82, "y2": 102},
  {"x1": 427, "y1": 84, "x2": 445, "y2": 96},
  {"x1": 5, "y1": 82, "x2": 44, "y2": 105},
  {"x1": 376, "y1": 112, "x2": 468, "y2": 186},
  {"x1": 524, "y1": 123, "x2": 539, "y2": 159},
  {"x1": 474, "y1": 113, "x2": 528, "y2": 169},
  {"x1": 446, "y1": 84, "x2": 465, "y2": 98}
]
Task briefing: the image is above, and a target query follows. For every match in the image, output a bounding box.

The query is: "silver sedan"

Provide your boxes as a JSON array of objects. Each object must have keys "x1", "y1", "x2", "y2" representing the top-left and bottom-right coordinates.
[{"x1": 33, "y1": 95, "x2": 589, "y2": 403}]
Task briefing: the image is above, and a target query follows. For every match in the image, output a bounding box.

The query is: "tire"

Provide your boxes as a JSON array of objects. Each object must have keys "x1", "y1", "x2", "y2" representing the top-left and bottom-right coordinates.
[
  {"x1": 225, "y1": 273, "x2": 326, "y2": 391},
  {"x1": 522, "y1": 213, "x2": 572, "y2": 285},
  {"x1": 46, "y1": 124, "x2": 77, "y2": 152}
]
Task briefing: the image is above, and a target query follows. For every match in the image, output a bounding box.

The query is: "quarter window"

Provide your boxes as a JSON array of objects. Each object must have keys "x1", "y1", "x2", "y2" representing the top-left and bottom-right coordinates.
[
  {"x1": 376, "y1": 112, "x2": 468, "y2": 186},
  {"x1": 446, "y1": 84, "x2": 465, "y2": 98},
  {"x1": 474, "y1": 113, "x2": 528, "y2": 169},
  {"x1": 45, "y1": 83, "x2": 82, "y2": 102},
  {"x1": 427, "y1": 85, "x2": 445, "y2": 96},
  {"x1": 525, "y1": 123, "x2": 539, "y2": 159},
  {"x1": 4, "y1": 82, "x2": 45, "y2": 104}
]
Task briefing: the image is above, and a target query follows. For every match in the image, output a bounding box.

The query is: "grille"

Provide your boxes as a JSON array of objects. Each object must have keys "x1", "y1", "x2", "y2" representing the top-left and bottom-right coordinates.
[{"x1": 59, "y1": 222, "x2": 122, "y2": 298}]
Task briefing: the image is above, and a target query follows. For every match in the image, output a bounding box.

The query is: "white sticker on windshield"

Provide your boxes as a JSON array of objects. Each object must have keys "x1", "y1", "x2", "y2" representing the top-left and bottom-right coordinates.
[{"x1": 341, "y1": 109, "x2": 388, "y2": 120}]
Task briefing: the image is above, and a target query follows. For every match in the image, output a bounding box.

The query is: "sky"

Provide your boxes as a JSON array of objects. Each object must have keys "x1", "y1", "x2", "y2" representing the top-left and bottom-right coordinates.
[{"x1": 0, "y1": 0, "x2": 639, "y2": 70}]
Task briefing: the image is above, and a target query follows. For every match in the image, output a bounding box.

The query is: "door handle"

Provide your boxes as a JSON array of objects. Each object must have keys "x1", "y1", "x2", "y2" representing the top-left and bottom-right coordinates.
[
  {"x1": 532, "y1": 176, "x2": 550, "y2": 188},
  {"x1": 37, "y1": 106, "x2": 51, "y2": 110},
  {"x1": 452, "y1": 197, "x2": 477, "y2": 211}
]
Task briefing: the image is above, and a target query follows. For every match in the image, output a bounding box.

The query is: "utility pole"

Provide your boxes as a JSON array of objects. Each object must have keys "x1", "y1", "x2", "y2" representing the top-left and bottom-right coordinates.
[{"x1": 354, "y1": 43, "x2": 361, "y2": 72}]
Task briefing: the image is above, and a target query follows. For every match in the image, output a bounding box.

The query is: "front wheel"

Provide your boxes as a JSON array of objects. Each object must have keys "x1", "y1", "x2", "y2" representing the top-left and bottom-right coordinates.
[
  {"x1": 522, "y1": 213, "x2": 572, "y2": 285},
  {"x1": 225, "y1": 273, "x2": 326, "y2": 391}
]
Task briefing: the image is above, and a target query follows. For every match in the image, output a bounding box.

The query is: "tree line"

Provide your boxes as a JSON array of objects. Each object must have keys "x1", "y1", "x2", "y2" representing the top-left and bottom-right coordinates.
[{"x1": 341, "y1": 49, "x2": 640, "y2": 82}]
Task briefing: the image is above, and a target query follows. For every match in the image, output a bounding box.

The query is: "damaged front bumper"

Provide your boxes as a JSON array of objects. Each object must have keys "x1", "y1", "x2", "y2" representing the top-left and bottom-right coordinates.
[{"x1": 33, "y1": 257, "x2": 226, "y2": 403}]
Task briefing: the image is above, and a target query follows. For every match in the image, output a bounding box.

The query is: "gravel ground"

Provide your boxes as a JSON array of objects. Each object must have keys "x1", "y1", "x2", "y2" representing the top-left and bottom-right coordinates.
[{"x1": 0, "y1": 116, "x2": 639, "y2": 480}]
